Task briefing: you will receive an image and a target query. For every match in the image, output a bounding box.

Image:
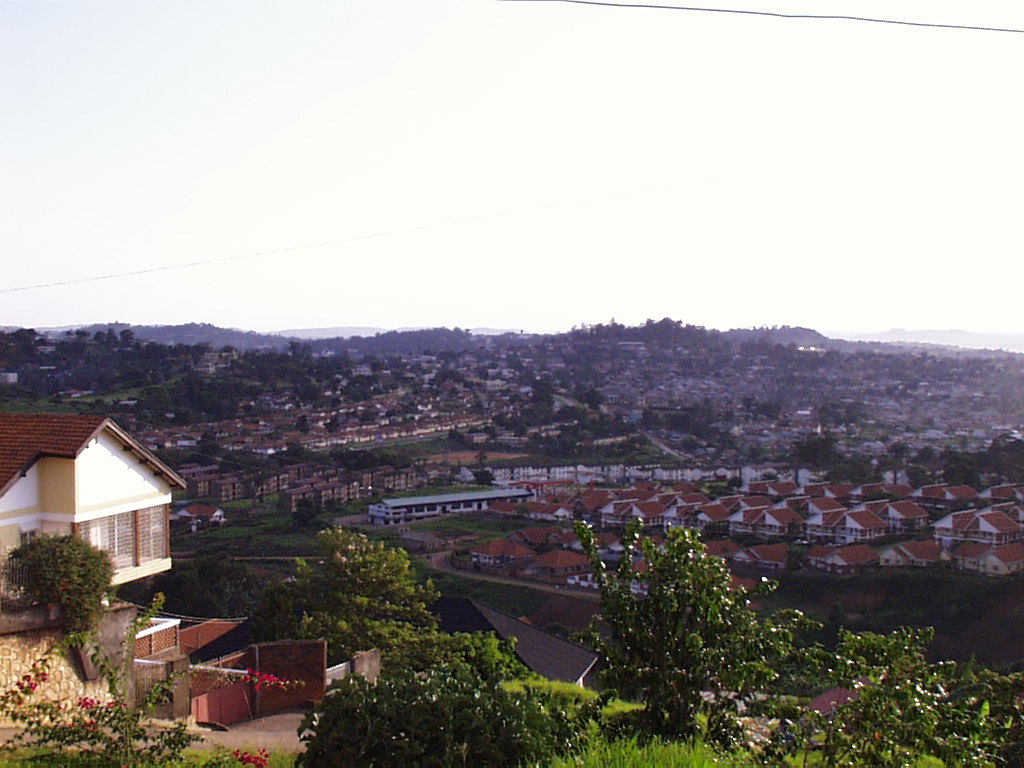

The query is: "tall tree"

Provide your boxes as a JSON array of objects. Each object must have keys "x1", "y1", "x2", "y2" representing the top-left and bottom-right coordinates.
[
  {"x1": 576, "y1": 520, "x2": 801, "y2": 747},
  {"x1": 252, "y1": 528, "x2": 440, "y2": 668}
]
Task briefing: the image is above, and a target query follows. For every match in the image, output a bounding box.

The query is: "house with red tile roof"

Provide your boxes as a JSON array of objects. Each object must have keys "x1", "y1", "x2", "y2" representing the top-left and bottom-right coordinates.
[
  {"x1": 703, "y1": 539, "x2": 742, "y2": 560},
  {"x1": 731, "y1": 543, "x2": 788, "y2": 572},
  {"x1": 975, "y1": 543, "x2": 1024, "y2": 576},
  {"x1": 932, "y1": 508, "x2": 1023, "y2": 547},
  {"x1": 807, "y1": 544, "x2": 879, "y2": 574},
  {"x1": 878, "y1": 540, "x2": 948, "y2": 568},
  {"x1": 528, "y1": 549, "x2": 591, "y2": 582},
  {"x1": 470, "y1": 540, "x2": 534, "y2": 567},
  {"x1": 177, "y1": 503, "x2": 226, "y2": 528},
  {"x1": 507, "y1": 526, "x2": 563, "y2": 547},
  {"x1": 878, "y1": 500, "x2": 930, "y2": 534},
  {"x1": 748, "y1": 480, "x2": 799, "y2": 499},
  {"x1": 0, "y1": 414, "x2": 184, "y2": 585},
  {"x1": 729, "y1": 506, "x2": 803, "y2": 539},
  {"x1": 695, "y1": 502, "x2": 732, "y2": 531},
  {"x1": 912, "y1": 483, "x2": 979, "y2": 510},
  {"x1": 980, "y1": 484, "x2": 1024, "y2": 503},
  {"x1": 804, "y1": 504, "x2": 886, "y2": 546},
  {"x1": 951, "y1": 541, "x2": 989, "y2": 571}
]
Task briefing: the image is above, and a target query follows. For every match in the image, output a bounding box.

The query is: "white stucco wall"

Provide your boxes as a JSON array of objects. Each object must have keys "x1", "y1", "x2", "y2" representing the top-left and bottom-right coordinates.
[
  {"x1": 74, "y1": 431, "x2": 173, "y2": 521},
  {"x1": 0, "y1": 463, "x2": 42, "y2": 518}
]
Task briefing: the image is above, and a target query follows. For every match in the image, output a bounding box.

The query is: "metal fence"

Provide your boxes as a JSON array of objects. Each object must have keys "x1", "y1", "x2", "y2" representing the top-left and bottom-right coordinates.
[{"x1": 0, "y1": 550, "x2": 33, "y2": 612}]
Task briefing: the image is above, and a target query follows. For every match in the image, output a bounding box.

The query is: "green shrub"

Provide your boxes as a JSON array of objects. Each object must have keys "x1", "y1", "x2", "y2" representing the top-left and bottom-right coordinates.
[
  {"x1": 297, "y1": 665, "x2": 595, "y2": 767},
  {"x1": 7, "y1": 535, "x2": 114, "y2": 635}
]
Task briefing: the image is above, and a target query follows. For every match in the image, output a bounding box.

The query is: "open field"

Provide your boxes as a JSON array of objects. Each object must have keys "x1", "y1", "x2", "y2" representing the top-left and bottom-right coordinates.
[{"x1": 429, "y1": 449, "x2": 528, "y2": 463}]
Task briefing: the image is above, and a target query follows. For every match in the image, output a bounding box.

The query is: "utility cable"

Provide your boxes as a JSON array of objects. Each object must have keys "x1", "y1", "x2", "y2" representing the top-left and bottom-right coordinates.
[{"x1": 498, "y1": 0, "x2": 1024, "y2": 34}]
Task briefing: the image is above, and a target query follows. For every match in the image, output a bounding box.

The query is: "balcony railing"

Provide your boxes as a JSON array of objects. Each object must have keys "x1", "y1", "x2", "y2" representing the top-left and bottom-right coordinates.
[{"x1": 0, "y1": 551, "x2": 34, "y2": 613}]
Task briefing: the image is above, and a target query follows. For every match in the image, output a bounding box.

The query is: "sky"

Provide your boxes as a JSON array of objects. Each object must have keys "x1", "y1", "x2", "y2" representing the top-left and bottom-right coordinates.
[{"x1": 3, "y1": 0, "x2": 1024, "y2": 337}]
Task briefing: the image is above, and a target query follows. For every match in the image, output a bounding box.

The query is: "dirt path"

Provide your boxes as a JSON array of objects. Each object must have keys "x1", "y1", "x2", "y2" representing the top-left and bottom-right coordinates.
[{"x1": 422, "y1": 551, "x2": 600, "y2": 601}]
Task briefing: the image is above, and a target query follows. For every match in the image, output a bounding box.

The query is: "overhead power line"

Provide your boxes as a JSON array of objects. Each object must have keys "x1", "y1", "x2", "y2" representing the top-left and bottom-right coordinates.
[{"x1": 498, "y1": 0, "x2": 1024, "y2": 34}]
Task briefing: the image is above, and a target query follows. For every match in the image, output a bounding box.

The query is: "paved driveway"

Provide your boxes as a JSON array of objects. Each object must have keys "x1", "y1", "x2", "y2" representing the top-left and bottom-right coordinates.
[{"x1": 192, "y1": 708, "x2": 309, "y2": 754}]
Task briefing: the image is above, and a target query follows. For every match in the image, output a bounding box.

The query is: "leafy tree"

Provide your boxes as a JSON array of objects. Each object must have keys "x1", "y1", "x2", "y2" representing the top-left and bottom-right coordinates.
[
  {"x1": 251, "y1": 528, "x2": 440, "y2": 668},
  {"x1": 791, "y1": 431, "x2": 839, "y2": 469},
  {"x1": 119, "y1": 557, "x2": 268, "y2": 619},
  {"x1": 472, "y1": 468, "x2": 494, "y2": 486},
  {"x1": 576, "y1": 520, "x2": 801, "y2": 747},
  {"x1": 292, "y1": 496, "x2": 322, "y2": 527},
  {"x1": 789, "y1": 627, "x2": 998, "y2": 768}
]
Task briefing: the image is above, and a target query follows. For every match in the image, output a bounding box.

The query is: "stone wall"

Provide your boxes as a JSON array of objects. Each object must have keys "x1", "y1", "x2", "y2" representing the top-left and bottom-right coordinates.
[{"x1": 0, "y1": 603, "x2": 136, "y2": 727}]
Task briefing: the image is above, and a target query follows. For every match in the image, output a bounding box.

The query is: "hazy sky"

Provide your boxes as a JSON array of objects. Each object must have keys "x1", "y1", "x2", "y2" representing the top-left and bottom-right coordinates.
[{"x1": 3, "y1": 1, "x2": 1023, "y2": 335}]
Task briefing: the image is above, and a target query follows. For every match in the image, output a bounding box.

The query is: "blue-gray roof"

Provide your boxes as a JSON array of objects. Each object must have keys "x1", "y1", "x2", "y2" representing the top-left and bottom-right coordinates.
[{"x1": 375, "y1": 488, "x2": 532, "y2": 509}]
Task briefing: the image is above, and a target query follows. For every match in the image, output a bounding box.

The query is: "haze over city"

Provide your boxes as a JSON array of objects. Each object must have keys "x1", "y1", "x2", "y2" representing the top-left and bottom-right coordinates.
[{"x1": 4, "y1": 1, "x2": 1023, "y2": 337}]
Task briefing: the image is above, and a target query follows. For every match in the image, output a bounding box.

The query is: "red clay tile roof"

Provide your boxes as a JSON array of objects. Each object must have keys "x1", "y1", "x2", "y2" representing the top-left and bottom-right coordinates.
[
  {"x1": 809, "y1": 497, "x2": 845, "y2": 513},
  {"x1": 991, "y1": 543, "x2": 1024, "y2": 564},
  {"x1": 472, "y1": 540, "x2": 534, "y2": 557},
  {"x1": 977, "y1": 511, "x2": 1021, "y2": 534},
  {"x1": 887, "y1": 500, "x2": 928, "y2": 519},
  {"x1": 846, "y1": 509, "x2": 885, "y2": 529},
  {"x1": 532, "y1": 549, "x2": 590, "y2": 568},
  {"x1": 946, "y1": 485, "x2": 979, "y2": 500},
  {"x1": 698, "y1": 503, "x2": 732, "y2": 522},
  {"x1": 0, "y1": 414, "x2": 185, "y2": 497},
  {"x1": 704, "y1": 539, "x2": 741, "y2": 558},
  {"x1": 766, "y1": 507, "x2": 803, "y2": 524},
  {"x1": 747, "y1": 543, "x2": 788, "y2": 563},
  {"x1": 953, "y1": 541, "x2": 989, "y2": 559},
  {"x1": 896, "y1": 540, "x2": 942, "y2": 561},
  {"x1": 834, "y1": 544, "x2": 879, "y2": 565}
]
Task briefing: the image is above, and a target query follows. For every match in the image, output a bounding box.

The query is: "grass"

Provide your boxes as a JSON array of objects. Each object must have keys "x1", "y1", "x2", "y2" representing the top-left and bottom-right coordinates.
[
  {"x1": 416, "y1": 511, "x2": 540, "y2": 543},
  {"x1": 551, "y1": 736, "x2": 752, "y2": 768},
  {"x1": 416, "y1": 563, "x2": 551, "y2": 617}
]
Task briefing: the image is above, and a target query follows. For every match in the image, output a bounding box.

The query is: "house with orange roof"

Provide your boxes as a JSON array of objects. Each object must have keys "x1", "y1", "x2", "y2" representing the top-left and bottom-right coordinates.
[
  {"x1": 0, "y1": 414, "x2": 184, "y2": 585},
  {"x1": 731, "y1": 543, "x2": 788, "y2": 572},
  {"x1": 878, "y1": 540, "x2": 948, "y2": 568},
  {"x1": 980, "y1": 484, "x2": 1024, "y2": 503},
  {"x1": 507, "y1": 526, "x2": 563, "y2": 547},
  {"x1": 950, "y1": 541, "x2": 985, "y2": 570},
  {"x1": 528, "y1": 549, "x2": 591, "y2": 582},
  {"x1": 975, "y1": 543, "x2": 1024, "y2": 576},
  {"x1": 703, "y1": 539, "x2": 742, "y2": 560},
  {"x1": 933, "y1": 508, "x2": 1023, "y2": 547},
  {"x1": 470, "y1": 539, "x2": 534, "y2": 568},
  {"x1": 878, "y1": 500, "x2": 930, "y2": 534},
  {"x1": 695, "y1": 502, "x2": 732, "y2": 531},
  {"x1": 807, "y1": 544, "x2": 879, "y2": 575},
  {"x1": 913, "y1": 483, "x2": 979, "y2": 510}
]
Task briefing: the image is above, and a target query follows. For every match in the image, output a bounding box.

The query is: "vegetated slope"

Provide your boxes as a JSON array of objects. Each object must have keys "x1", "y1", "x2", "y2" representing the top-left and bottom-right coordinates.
[{"x1": 766, "y1": 569, "x2": 1024, "y2": 668}]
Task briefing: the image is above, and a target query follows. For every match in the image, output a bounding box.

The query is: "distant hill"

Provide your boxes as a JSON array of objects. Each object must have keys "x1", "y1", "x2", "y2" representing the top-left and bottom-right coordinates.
[
  {"x1": 20, "y1": 320, "x2": 1020, "y2": 358},
  {"x1": 723, "y1": 326, "x2": 830, "y2": 347},
  {"x1": 41, "y1": 322, "x2": 295, "y2": 351},
  {"x1": 832, "y1": 329, "x2": 1024, "y2": 354},
  {"x1": 277, "y1": 325, "x2": 525, "y2": 339}
]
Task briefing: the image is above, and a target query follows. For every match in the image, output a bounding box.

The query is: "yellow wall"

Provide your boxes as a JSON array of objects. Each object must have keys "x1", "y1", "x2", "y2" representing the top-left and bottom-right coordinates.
[{"x1": 37, "y1": 457, "x2": 75, "y2": 516}]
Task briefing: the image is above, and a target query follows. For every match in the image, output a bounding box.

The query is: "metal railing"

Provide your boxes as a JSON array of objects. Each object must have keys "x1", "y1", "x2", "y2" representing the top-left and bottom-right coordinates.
[{"x1": 0, "y1": 551, "x2": 34, "y2": 612}]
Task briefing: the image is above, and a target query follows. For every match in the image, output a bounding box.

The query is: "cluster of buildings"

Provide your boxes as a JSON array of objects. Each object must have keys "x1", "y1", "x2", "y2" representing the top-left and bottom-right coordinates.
[
  {"x1": 384, "y1": 477, "x2": 1024, "y2": 583},
  {"x1": 178, "y1": 461, "x2": 419, "y2": 513}
]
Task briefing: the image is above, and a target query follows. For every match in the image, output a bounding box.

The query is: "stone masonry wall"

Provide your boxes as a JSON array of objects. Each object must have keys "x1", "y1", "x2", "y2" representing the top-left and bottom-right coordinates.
[
  {"x1": 0, "y1": 603, "x2": 136, "y2": 727},
  {"x1": 0, "y1": 624, "x2": 110, "y2": 726}
]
